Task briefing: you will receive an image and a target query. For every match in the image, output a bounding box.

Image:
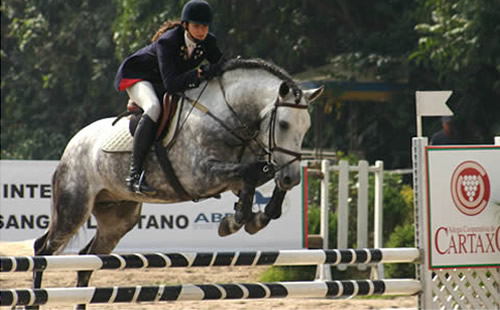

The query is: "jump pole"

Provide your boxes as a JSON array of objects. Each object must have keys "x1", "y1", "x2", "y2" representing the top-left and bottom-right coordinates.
[
  {"x1": 0, "y1": 279, "x2": 421, "y2": 307},
  {"x1": 0, "y1": 248, "x2": 420, "y2": 273}
]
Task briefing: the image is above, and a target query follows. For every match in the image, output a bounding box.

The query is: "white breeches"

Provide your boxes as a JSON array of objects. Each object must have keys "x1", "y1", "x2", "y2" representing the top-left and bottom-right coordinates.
[{"x1": 126, "y1": 81, "x2": 161, "y2": 122}]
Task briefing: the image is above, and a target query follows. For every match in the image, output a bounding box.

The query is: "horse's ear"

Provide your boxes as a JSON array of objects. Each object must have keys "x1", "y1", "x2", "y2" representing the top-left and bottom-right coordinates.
[
  {"x1": 279, "y1": 82, "x2": 290, "y2": 98},
  {"x1": 303, "y1": 85, "x2": 324, "y2": 103}
]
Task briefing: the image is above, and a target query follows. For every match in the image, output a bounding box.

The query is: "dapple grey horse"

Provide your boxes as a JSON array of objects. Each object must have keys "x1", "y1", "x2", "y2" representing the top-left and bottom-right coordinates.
[{"x1": 30, "y1": 58, "x2": 323, "y2": 309}]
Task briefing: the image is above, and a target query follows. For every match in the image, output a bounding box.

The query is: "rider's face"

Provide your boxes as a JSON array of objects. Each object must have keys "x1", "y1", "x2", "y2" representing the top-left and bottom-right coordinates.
[{"x1": 186, "y1": 22, "x2": 209, "y2": 41}]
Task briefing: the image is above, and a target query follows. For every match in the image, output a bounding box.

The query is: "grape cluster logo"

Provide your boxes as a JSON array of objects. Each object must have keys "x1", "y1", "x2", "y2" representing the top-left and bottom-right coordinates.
[{"x1": 450, "y1": 161, "x2": 490, "y2": 216}]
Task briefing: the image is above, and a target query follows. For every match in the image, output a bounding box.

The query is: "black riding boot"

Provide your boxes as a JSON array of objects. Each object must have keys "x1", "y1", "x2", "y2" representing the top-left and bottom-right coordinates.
[{"x1": 126, "y1": 115, "x2": 157, "y2": 194}]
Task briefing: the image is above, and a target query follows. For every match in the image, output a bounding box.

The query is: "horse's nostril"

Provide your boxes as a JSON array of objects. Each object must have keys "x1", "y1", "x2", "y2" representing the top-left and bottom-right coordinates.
[{"x1": 283, "y1": 176, "x2": 292, "y2": 185}]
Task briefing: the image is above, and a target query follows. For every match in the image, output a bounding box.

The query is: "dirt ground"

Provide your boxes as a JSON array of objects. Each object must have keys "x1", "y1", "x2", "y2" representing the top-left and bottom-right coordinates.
[{"x1": 0, "y1": 240, "x2": 418, "y2": 309}]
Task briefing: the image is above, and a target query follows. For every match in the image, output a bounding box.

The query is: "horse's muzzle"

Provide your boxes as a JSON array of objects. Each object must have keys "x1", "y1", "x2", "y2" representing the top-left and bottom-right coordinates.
[{"x1": 275, "y1": 170, "x2": 300, "y2": 191}]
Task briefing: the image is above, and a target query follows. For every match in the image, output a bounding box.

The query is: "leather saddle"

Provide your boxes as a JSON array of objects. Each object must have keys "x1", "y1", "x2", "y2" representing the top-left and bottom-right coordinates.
[{"x1": 127, "y1": 93, "x2": 179, "y2": 141}]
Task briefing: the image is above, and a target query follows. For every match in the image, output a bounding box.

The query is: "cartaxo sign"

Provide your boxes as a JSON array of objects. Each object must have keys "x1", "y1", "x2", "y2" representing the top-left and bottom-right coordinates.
[{"x1": 426, "y1": 146, "x2": 500, "y2": 269}]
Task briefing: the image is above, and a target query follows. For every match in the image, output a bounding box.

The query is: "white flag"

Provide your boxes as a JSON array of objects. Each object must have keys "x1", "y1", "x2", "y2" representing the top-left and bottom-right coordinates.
[
  {"x1": 415, "y1": 91, "x2": 454, "y2": 137},
  {"x1": 415, "y1": 91, "x2": 453, "y2": 117}
]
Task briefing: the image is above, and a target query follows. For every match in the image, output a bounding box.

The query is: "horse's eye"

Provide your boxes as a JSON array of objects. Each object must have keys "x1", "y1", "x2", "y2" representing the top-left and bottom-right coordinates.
[{"x1": 279, "y1": 120, "x2": 289, "y2": 130}]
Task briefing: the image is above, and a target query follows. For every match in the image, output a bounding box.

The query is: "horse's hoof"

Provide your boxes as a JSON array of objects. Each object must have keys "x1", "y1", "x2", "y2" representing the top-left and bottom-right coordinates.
[
  {"x1": 244, "y1": 212, "x2": 271, "y2": 235},
  {"x1": 218, "y1": 215, "x2": 243, "y2": 237}
]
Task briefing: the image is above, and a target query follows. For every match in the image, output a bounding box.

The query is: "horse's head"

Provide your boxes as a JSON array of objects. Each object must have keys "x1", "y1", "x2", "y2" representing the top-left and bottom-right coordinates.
[{"x1": 263, "y1": 81, "x2": 324, "y2": 190}]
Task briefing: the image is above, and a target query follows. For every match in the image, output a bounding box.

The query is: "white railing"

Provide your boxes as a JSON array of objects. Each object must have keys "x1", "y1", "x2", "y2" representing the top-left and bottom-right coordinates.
[{"x1": 307, "y1": 159, "x2": 385, "y2": 280}]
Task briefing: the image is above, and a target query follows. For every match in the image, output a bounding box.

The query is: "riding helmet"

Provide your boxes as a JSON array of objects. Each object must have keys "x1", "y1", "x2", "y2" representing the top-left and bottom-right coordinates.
[{"x1": 181, "y1": 0, "x2": 213, "y2": 25}]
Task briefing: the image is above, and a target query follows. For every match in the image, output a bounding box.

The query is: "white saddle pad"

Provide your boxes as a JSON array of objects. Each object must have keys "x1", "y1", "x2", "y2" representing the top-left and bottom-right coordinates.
[
  {"x1": 101, "y1": 103, "x2": 182, "y2": 153},
  {"x1": 100, "y1": 118, "x2": 133, "y2": 153}
]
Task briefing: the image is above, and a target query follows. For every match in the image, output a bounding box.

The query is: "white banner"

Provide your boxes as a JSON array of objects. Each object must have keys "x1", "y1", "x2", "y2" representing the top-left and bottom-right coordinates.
[
  {"x1": 0, "y1": 160, "x2": 306, "y2": 253},
  {"x1": 425, "y1": 146, "x2": 500, "y2": 269},
  {"x1": 415, "y1": 91, "x2": 453, "y2": 117}
]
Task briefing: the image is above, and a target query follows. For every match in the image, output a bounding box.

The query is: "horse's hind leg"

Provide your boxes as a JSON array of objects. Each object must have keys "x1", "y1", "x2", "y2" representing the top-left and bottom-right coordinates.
[
  {"x1": 76, "y1": 200, "x2": 142, "y2": 287},
  {"x1": 33, "y1": 167, "x2": 94, "y2": 254},
  {"x1": 29, "y1": 166, "x2": 95, "y2": 309},
  {"x1": 74, "y1": 200, "x2": 141, "y2": 310}
]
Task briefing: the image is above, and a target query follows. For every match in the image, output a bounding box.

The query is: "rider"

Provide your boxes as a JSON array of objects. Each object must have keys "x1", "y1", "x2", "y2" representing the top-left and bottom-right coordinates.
[{"x1": 114, "y1": 0, "x2": 223, "y2": 194}]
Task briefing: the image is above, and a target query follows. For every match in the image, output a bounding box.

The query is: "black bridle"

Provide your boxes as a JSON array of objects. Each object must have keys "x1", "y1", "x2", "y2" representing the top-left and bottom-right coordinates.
[
  {"x1": 182, "y1": 78, "x2": 308, "y2": 172},
  {"x1": 263, "y1": 98, "x2": 308, "y2": 171}
]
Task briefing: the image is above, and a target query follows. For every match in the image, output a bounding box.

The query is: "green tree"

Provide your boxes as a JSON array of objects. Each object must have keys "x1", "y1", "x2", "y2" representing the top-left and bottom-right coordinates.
[
  {"x1": 411, "y1": 0, "x2": 500, "y2": 142},
  {"x1": 3, "y1": 0, "x2": 498, "y2": 162},
  {"x1": 112, "y1": 0, "x2": 184, "y2": 60},
  {"x1": 2, "y1": 0, "x2": 120, "y2": 159}
]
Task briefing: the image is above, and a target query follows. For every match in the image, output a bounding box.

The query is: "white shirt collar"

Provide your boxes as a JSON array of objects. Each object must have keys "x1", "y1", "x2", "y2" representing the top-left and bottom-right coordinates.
[{"x1": 184, "y1": 31, "x2": 196, "y2": 57}]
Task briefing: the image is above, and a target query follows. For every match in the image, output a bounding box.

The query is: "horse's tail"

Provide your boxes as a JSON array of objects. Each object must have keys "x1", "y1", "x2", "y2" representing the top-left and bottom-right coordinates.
[
  {"x1": 32, "y1": 168, "x2": 60, "y2": 255},
  {"x1": 33, "y1": 165, "x2": 68, "y2": 255}
]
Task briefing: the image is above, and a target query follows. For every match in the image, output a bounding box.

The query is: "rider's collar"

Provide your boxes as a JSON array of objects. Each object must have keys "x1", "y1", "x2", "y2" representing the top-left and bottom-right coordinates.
[{"x1": 184, "y1": 31, "x2": 197, "y2": 57}]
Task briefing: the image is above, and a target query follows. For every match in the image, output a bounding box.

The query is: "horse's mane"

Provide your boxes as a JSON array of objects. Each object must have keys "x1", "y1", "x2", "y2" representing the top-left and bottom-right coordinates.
[{"x1": 220, "y1": 58, "x2": 303, "y2": 103}]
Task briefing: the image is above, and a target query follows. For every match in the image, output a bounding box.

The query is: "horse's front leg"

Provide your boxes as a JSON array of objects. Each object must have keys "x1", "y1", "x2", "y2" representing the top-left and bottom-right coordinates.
[
  {"x1": 212, "y1": 160, "x2": 276, "y2": 237},
  {"x1": 234, "y1": 182, "x2": 256, "y2": 223},
  {"x1": 202, "y1": 159, "x2": 276, "y2": 185},
  {"x1": 244, "y1": 186, "x2": 287, "y2": 234},
  {"x1": 218, "y1": 181, "x2": 255, "y2": 237}
]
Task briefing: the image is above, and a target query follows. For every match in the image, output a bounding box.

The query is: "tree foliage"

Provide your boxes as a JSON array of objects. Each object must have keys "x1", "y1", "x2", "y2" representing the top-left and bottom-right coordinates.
[
  {"x1": 2, "y1": 0, "x2": 120, "y2": 158},
  {"x1": 1, "y1": 0, "x2": 499, "y2": 161},
  {"x1": 112, "y1": 0, "x2": 184, "y2": 60},
  {"x1": 412, "y1": 0, "x2": 500, "y2": 143}
]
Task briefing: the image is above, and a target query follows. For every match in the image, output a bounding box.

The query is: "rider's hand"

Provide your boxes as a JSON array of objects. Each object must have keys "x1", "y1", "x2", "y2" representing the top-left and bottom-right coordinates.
[{"x1": 199, "y1": 63, "x2": 221, "y2": 80}]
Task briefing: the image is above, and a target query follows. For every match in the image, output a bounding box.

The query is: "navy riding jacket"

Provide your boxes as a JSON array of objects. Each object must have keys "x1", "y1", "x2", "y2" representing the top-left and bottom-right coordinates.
[{"x1": 114, "y1": 25, "x2": 222, "y2": 94}]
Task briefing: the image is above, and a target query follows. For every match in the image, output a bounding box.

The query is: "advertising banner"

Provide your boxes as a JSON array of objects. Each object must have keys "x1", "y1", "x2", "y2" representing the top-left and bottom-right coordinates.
[
  {"x1": 425, "y1": 146, "x2": 500, "y2": 269},
  {"x1": 0, "y1": 160, "x2": 306, "y2": 253}
]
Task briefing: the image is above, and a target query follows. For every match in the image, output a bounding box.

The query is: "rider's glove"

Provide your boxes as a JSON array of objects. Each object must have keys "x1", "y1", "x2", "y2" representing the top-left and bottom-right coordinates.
[{"x1": 199, "y1": 63, "x2": 221, "y2": 80}]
